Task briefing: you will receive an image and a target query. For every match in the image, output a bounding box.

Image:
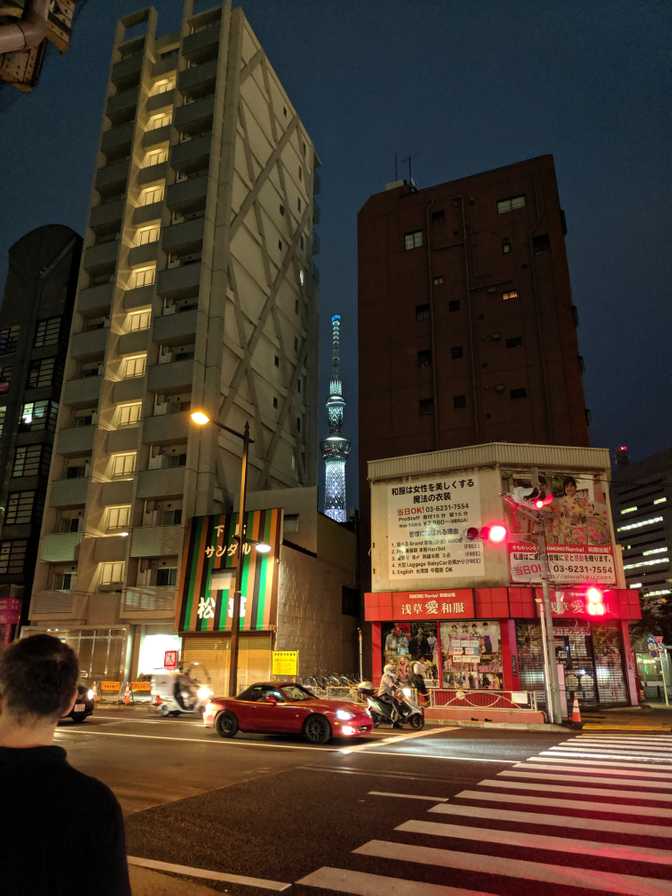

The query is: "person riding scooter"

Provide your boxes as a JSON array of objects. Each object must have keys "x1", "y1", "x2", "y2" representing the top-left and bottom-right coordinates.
[{"x1": 377, "y1": 663, "x2": 403, "y2": 723}]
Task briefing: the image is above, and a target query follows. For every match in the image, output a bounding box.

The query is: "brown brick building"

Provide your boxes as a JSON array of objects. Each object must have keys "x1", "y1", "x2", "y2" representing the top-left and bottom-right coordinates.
[{"x1": 357, "y1": 155, "x2": 589, "y2": 586}]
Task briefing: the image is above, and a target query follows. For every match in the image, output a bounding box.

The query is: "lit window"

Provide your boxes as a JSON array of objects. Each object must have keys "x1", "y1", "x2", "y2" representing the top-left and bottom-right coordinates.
[
  {"x1": 502, "y1": 290, "x2": 519, "y2": 302},
  {"x1": 0, "y1": 540, "x2": 27, "y2": 575},
  {"x1": 623, "y1": 558, "x2": 669, "y2": 570},
  {"x1": 34, "y1": 317, "x2": 60, "y2": 348},
  {"x1": 12, "y1": 445, "x2": 42, "y2": 478},
  {"x1": 106, "y1": 505, "x2": 131, "y2": 531},
  {"x1": 0, "y1": 406, "x2": 6, "y2": 437},
  {"x1": 404, "y1": 230, "x2": 424, "y2": 251},
  {"x1": 0, "y1": 324, "x2": 20, "y2": 354},
  {"x1": 99, "y1": 560, "x2": 126, "y2": 585},
  {"x1": 115, "y1": 402, "x2": 142, "y2": 427},
  {"x1": 122, "y1": 354, "x2": 147, "y2": 379},
  {"x1": 5, "y1": 491, "x2": 35, "y2": 525},
  {"x1": 617, "y1": 515, "x2": 664, "y2": 532},
  {"x1": 653, "y1": 497, "x2": 667, "y2": 505},
  {"x1": 142, "y1": 148, "x2": 168, "y2": 168},
  {"x1": 27, "y1": 357, "x2": 55, "y2": 389},
  {"x1": 110, "y1": 452, "x2": 136, "y2": 479},
  {"x1": 20, "y1": 400, "x2": 57, "y2": 432},
  {"x1": 298, "y1": 269, "x2": 305, "y2": 286},
  {"x1": 139, "y1": 185, "x2": 164, "y2": 207},
  {"x1": 150, "y1": 77, "x2": 175, "y2": 95},
  {"x1": 146, "y1": 111, "x2": 172, "y2": 132},
  {"x1": 129, "y1": 266, "x2": 155, "y2": 289},
  {"x1": 135, "y1": 225, "x2": 160, "y2": 246},
  {"x1": 502, "y1": 238, "x2": 512, "y2": 255},
  {"x1": 620, "y1": 506, "x2": 638, "y2": 515},
  {"x1": 497, "y1": 195, "x2": 526, "y2": 214},
  {"x1": 126, "y1": 308, "x2": 151, "y2": 332}
]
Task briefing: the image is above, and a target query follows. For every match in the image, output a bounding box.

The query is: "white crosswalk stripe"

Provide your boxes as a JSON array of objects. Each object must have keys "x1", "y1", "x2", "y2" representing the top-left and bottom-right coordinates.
[{"x1": 296, "y1": 733, "x2": 672, "y2": 895}]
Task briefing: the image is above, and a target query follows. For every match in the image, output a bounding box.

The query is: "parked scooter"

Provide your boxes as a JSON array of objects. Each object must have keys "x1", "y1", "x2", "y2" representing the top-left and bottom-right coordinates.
[
  {"x1": 151, "y1": 663, "x2": 213, "y2": 717},
  {"x1": 357, "y1": 682, "x2": 424, "y2": 730}
]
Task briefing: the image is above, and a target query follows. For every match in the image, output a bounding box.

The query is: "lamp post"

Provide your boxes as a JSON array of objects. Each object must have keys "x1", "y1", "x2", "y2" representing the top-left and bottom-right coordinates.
[{"x1": 190, "y1": 409, "x2": 252, "y2": 697}]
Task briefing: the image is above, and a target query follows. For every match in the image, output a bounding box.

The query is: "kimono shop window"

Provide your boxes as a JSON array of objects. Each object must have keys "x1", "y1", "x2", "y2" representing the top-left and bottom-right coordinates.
[
  {"x1": 382, "y1": 622, "x2": 439, "y2": 685},
  {"x1": 440, "y1": 620, "x2": 503, "y2": 690}
]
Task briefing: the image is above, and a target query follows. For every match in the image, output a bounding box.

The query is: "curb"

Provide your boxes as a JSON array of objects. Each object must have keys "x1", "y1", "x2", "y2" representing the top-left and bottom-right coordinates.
[
  {"x1": 427, "y1": 719, "x2": 567, "y2": 732},
  {"x1": 582, "y1": 723, "x2": 672, "y2": 732}
]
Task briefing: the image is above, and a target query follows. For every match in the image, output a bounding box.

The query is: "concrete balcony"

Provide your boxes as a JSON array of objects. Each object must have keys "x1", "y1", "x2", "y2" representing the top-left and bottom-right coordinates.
[
  {"x1": 62, "y1": 376, "x2": 101, "y2": 407},
  {"x1": 106, "y1": 427, "x2": 139, "y2": 454},
  {"x1": 130, "y1": 524, "x2": 182, "y2": 558},
  {"x1": 95, "y1": 158, "x2": 130, "y2": 196},
  {"x1": 170, "y1": 134, "x2": 211, "y2": 173},
  {"x1": 30, "y1": 591, "x2": 88, "y2": 621},
  {"x1": 143, "y1": 411, "x2": 190, "y2": 445},
  {"x1": 100, "y1": 479, "x2": 134, "y2": 506},
  {"x1": 117, "y1": 329, "x2": 149, "y2": 355},
  {"x1": 107, "y1": 85, "x2": 139, "y2": 124},
  {"x1": 137, "y1": 161, "x2": 168, "y2": 185},
  {"x1": 57, "y1": 425, "x2": 95, "y2": 456},
  {"x1": 78, "y1": 282, "x2": 114, "y2": 316},
  {"x1": 111, "y1": 49, "x2": 143, "y2": 88},
  {"x1": 132, "y1": 202, "x2": 163, "y2": 226},
  {"x1": 90, "y1": 199, "x2": 124, "y2": 233},
  {"x1": 142, "y1": 124, "x2": 172, "y2": 149},
  {"x1": 156, "y1": 261, "x2": 201, "y2": 298},
  {"x1": 69, "y1": 328, "x2": 108, "y2": 360},
  {"x1": 152, "y1": 308, "x2": 198, "y2": 345},
  {"x1": 101, "y1": 121, "x2": 135, "y2": 161},
  {"x1": 83, "y1": 240, "x2": 118, "y2": 274},
  {"x1": 40, "y1": 532, "x2": 83, "y2": 563},
  {"x1": 127, "y1": 241, "x2": 159, "y2": 268},
  {"x1": 174, "y1": 95, "x2": 214, "y2": 135},
  {"x1": 147, "y1": 89, "x2": 175, "y2": 112},
  {"x1": 51, "y1": 478, "x2": 89, "y2": 508},
  {"x1": 152, "y1": 53, "x2": 178, "y2": 76},
  {"x1": 123, "y1": 284, "x2": 155, "y2": 310},
  {"x1": 162, "y1": 218, "x2": 203, "y2": 254},
  {"x1": 112, "y1": 377, "x2": 145, "y2": 404},
  {"x1": 165, "y1": 175, "x2": 208, "y2": 213},
  {"x1": 93, "y1": 536, "x2": 127, "y2": 563},
  {"x1": 136, "y1": 466, "x2": 185, "y2": 499},
  {"x1": 178, "y1": 59, "x2": 217, "y2": 98},
  {"x1": 121, "y1": 586, "x2": 176, "y2": 619},
  {"x1": 148, "y1": 358, "x2": 194, "y2": 392},
  {"x1": 182, "y1": 25, "x2": 220, "y2": 63}
]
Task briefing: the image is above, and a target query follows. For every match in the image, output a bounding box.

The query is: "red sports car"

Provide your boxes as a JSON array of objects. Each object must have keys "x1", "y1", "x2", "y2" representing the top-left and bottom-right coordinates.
[{"x1": 203, "y1": 682, "x2": 373, "y2": 744}]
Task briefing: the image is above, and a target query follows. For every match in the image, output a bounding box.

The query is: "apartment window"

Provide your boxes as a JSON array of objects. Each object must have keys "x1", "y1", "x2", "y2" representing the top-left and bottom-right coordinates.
[
  {"x1": 53, "y1": 569, "x2": 75, "y2": 591},
  {"x1": 34, "y1": 317, "x2": 60, "y2": 348},
  {"x1": 156, "y1": 567, "x2": 177, "y2": 587},
  {"x1": 450, "y1": 345, "x2": 463, "y2": 360},
  {"x1": 139, "y1": 185, "x2": 164, "y2": 207},
  {"x1": 0, "y1": 365, "x2": 12, "y2": 389},
  {"x1": 278, "y1": 240, "x2": 283, "y2": 251},
  {"x1": 533, "y1": 233, "x2": 551, "y2": 254},
  {"x1": 417, "y1": 350, "x2": 432, "y2": 368},
  {"x1": 404, "y1": 230, "x2": 424, "y2": 251},
  {"x1": 65, "y1": 458, "x2": 88, "y2": 479},
  {"x1": 58, "y1": 513, "x2": 81, "y2": 533},
  {"x1": 115, "y1": 402, "x2": 142, "y2": 427},
  {"x1": 129, "y1": 266, "x2": 155, "y2": 289},
  {"x1": 0, "y1": 540, "x2": 27, "y2": 575},
  {"x1": 431, "y1": 209, "x2": 445, "y2": 224},
  {"x1": 300, "y1": 235, "x2": 305, "y2": 250},
  {"x1": 27, "y1": 357, "x2": 55, "y2": 389},
  {"x1": 274, "y1": 355, "x2": 279, "y2": 367},
  {"x1": 135, "y1": 224, "x2": 160, "y2": 246},
  {"x1": 415, "y1": 304, "x2": 431, "y2": 322},
  {"x1": 5, "y1": 491, "x2": 35, "y2": 525},
  {"x1": 0, "y1": 324, "x2": 20, "y2": 354},
  {"x1": 122, "y1": 354, "x2": 147, "y2": 379},
  {"x1": 20, "y1": 400, "x2": 56, "y2": 432},
  {"x1": 419, "y1": 398, "x2": 434, "y2": 416},
  {"x1": 432, "y1": 276, "x2": 444, "y2": 286},
  {"x1": 142, "y1": 147, "x2": 168, "y2": 168},
  {"x1": 273, "y1": 396, "x2": 278, "y2": 409},
  {"x1": 502, "y1": 238, "x2": 512, "y2": 255},
  {"x1": 0, "y1": 406, "x2": 6, "y2": 437},
  {"x1": 453, "y1": 395, "x2": 466, "y2": 409},
  {"x1": 497, "y1": 195, "x2": 526, "y2": 214},
  {"x1": 297, "y1": 197, "x2": 302, "y2": 212},
  {"x1": 99, "y1": 561, "x2": 125, "y2": 585},
  {"x1": 502, "y1": 290, "x2": 519, "y2": 302},
  {"x1": 151, "y1": 77, "x2": 175, "y2": 95},
  {"x1": 448, "y1": 300, "x2": 461, "y2": 312},
  {"x1": 511, "y1": 388, "x2": 527, "y2": 399},
  {"x1": 298, "y1": 165, "x2": 303, "y2": 181},
  {"x1": 106, "y1": 505, "x2": 131, "y2": 532},
  {"x1": 298, "y1": 269, "x2": 305, "y2": 287},
  {"x1": 12, "y1": 445, "x2": 42, "y2": 478},
  {"x1": 506, "y1": 336, "x2": 522, "y2": 348},
  {"x1": 126, "y1": 308, "x2": 151, "y2": 332},
  {"x1": 296, "y1": 417, "x2": 302, "y2": 433},
  {"x1": 146, "y1": 112, "x2": 172, "y2": 132},
  {"x1": 73, "y1": 408, "x2": 96, "y2": 427},
  {"x1": 80, "y1": 360, "x2": 102, "y2": 379},
  {"x1": 111, "y1": 452, "x2": 136, "y2": 479}
]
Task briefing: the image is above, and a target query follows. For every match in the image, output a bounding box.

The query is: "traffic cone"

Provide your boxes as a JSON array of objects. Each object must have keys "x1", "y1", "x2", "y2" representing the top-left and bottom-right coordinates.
[
  {"x1": 122, "y1": 682, "x2": 134, "y2": 706},
  {"x1": 569, "y1": 693, "x2": 582, "y2": 728}
]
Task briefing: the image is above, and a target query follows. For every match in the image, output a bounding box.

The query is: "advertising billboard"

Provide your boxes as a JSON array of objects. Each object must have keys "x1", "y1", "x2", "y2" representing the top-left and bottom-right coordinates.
[{"x1": 504, "y1": 470, "x2": 616, "y2": 585}]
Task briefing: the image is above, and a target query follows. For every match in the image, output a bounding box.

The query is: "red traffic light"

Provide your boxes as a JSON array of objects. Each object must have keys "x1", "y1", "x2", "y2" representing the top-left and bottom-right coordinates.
[
  {"x1": 465, "y1": 524, "x2": 508, "y2": 543},
  {"x1": 586, "y1": 586, "x2": 606, "y2": 616}
]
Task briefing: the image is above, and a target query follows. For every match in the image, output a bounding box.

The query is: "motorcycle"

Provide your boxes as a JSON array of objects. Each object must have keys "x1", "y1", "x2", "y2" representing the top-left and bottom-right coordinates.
[
  {"x1": 151, "y1": 663, "x2": 213, "y2": 717},
  {"x1": 357, "y1": 682, "x2": 424, "y2": 730}
]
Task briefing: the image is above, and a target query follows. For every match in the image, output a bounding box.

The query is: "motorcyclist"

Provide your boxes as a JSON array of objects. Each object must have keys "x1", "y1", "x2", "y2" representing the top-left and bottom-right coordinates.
[
  {"x1": 377, "y1": 663, "x2": 402, "y2": 722},
  {"x1": 173, "y1": 666, "x2": 197, "y2": 711}
]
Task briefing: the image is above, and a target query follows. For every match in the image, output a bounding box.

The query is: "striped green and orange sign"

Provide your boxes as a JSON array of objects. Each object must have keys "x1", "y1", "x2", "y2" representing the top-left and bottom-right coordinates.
[{"x1": 178, "y1": 508, "x2": 282, "y2": 633}]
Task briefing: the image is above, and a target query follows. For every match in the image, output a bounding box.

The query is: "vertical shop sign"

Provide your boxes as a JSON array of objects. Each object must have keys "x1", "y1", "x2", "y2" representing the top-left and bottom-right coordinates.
[{"x1": 387, "y1": 473, "x2": 484, "y2": 580}]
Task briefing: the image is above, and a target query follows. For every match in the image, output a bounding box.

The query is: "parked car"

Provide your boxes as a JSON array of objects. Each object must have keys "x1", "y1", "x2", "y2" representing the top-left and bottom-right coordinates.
[
  {"x1": 203, "y1": 681, "x2": 373, "y2": 744},
  {"x1": 62, "y1": 685, "x2": 95, "y2": 723}
]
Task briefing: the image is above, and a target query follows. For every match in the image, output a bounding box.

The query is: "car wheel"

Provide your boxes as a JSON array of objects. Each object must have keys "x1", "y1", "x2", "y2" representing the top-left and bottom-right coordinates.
[
  {"x1": 70, "y1": 711, "x2": 88, "y2": 724},
  {"x1": 303, "y1": 714, "x2": 331, "y2": 745},
  {"x1": 216, "y1": 711, "x2": 239, "y2": 738},
  {"x1": 409, "y1": 713, "x2": 424, "y2": 730}
]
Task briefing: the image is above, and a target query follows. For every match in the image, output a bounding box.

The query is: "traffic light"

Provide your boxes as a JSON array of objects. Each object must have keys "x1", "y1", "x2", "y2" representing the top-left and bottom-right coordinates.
[
  {"x1": 466, "y1": 523, "x2": 508, "y2": 544},
  {"x1": 585, "y1": 586, "x2": 606, "y2": 616},
  {"x1": 511, "y1": 485, "x2": 553, "y2": 511}
]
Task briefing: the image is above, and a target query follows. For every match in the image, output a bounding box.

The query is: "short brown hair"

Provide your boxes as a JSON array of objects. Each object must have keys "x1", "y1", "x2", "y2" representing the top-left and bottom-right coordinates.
[{"x1": 0, "y1": 634, "x2": 79, "y2": 721}]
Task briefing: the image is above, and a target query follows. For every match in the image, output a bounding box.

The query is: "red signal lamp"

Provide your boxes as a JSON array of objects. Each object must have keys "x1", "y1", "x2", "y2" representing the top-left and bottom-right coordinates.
[
  {"x1": 586, "y1": 586, "x2": 606, "y2": 616},
  {"x1": 465, "y1": 524, "x2": 508, "y2": 543}
]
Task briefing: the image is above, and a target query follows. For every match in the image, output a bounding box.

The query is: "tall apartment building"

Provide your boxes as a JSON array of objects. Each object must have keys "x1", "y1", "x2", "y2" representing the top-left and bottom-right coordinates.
[
  {"x1": 0, "y1": 225, "x2": 81, "y2": 643},
  {"x1": 612, "y1": 448, "x2": 671, "y2": 629},
  {"x1": 27, "y1": 1, "x2": 319, "y2": 680},
  {"x1": 357, "y1": 155, "x2": 589, "y2": 587}
]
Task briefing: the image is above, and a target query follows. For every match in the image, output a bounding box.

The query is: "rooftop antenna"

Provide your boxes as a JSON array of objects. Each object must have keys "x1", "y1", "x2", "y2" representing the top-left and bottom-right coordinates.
[{"x1": 401, "y1": 153, "x2": 415, "y2": 184}]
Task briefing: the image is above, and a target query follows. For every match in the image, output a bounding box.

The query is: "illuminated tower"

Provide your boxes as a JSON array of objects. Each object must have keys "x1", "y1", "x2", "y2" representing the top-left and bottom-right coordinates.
[{"x1": 321, "y1": 314, "x2": 351, "y2": 522}]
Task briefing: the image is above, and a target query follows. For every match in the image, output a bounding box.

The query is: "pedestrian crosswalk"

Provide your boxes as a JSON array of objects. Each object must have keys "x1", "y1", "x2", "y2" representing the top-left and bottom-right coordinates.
[{"x1": 296, "y1": 733, "x2": 672, "y2": 895}]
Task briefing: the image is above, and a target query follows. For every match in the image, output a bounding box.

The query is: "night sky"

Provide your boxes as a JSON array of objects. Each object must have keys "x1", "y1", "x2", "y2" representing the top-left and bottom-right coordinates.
[{"x1": 1, "y1": 1, "x2": 670, "y2": 510}]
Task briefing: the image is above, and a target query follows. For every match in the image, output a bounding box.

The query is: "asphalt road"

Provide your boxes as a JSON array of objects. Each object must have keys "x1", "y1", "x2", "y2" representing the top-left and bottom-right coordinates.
[{"x1": 55, "y1": 709, "x2": 672, "y2": 895}]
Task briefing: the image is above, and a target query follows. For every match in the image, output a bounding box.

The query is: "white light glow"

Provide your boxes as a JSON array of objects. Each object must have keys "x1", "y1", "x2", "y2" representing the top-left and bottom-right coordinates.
[
  {"x1": 620, "y1": 506, "x2": 638, "y2": 515},
  {"x1": 190, "y1": 409, "x2": 211, "y2": 426},
  {"x1": 623, "y1": 558, "x2": 670, "y2": 570},
  {"x1": 629, "y1": 583, "x2": 642, "y2": 589},
  {"x1": 653, "y1": 497, "x2": 667, "y2": 505},
  {"x1": 642, "y1": 547, "x2": 668, "y2": 556},
  {"x1": 645, "y1": 589, "x2": 671, "y2": 597},
  {"x1": 617, "y1": 516, "x2": 663, "y2": 532},
  {"x1": 138, "y1": 633, "x2": 182, "y2": 675}
]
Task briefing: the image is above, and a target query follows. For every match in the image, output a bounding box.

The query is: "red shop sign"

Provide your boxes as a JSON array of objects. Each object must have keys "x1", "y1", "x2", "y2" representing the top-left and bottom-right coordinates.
[
  {"x1": 164, "y1": 650, "x2": 179, "y2": 670},
  {"x1": 392, "y1": 589, "x2": 474, "y2": 620},
  {"x1": 535, "y1": 587, "x2": 616, "y2": 620},
  {"x1": 0, "y1": 596, "x2": 21, "y2": 625}
]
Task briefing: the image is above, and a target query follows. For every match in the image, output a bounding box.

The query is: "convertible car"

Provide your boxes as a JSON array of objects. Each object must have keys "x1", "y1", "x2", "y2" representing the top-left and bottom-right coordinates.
[{"x1": 203, "y1": 681, "x2": 373, "y2": 744}]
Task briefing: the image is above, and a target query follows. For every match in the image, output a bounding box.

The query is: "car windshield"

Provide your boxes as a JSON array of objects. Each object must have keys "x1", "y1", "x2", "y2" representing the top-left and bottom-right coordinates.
[{"x1": 279, "y1": 685, "x2": 314, "y2": 701}]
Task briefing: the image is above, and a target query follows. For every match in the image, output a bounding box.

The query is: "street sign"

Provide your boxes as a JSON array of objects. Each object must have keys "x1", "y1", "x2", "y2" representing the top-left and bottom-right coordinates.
[
  {"x1": 272, "y1": 651, "x2": 298, "y2": 676},
  {"x1": 164, "y1": 650, "x2": 179, "y2": 670}
]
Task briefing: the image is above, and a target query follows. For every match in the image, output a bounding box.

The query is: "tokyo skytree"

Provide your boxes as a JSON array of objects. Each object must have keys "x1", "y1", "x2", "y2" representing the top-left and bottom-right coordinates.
[{"x1": 321, "y1": 313, "x2": 351, "y2": 522}]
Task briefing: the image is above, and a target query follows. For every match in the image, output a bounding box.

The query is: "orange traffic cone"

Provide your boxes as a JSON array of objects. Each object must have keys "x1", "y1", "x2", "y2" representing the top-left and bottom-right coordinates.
[
  {"x1": 122, "y1": 682, "x2": 134, "y2": 706},
  {"x1": 570, "y1": 693, "x2": 582, "y2": 728}
]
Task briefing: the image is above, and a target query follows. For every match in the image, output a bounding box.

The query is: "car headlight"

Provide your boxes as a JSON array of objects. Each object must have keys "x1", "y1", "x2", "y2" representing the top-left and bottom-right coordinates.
[
  {"x1": 336, "y1": 709, "x2": 355, "y2": 721},
  {"x1": 197, "y1": 685, "x2": 213, "y2": 701},
  {"x1": 86, "y1": 689, "x2": 95, "y2": 701}
]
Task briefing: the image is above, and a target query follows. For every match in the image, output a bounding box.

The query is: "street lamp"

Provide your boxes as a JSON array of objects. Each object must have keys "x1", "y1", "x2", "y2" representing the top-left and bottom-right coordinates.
[{"x1": 189, "y1": 408, "x2": 265, "y2": 696}]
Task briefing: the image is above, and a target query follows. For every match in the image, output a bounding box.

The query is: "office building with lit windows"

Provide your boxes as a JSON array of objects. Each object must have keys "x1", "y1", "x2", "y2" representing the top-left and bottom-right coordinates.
[
  {"x1": 27, "y1": 1, "x2": 319, "y2": 681},
  {"x1": 0, "y1": 225, "x2": 82, "y2": 644}
]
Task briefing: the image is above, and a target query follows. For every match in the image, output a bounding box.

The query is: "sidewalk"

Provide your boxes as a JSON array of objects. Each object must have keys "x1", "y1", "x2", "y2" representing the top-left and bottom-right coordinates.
[
  {"x1": 581, "y1": 703, "x2": 672, "y2": 732},
  {"x1": 130, "y1": 867, "x2": 218, "y2": 896}
]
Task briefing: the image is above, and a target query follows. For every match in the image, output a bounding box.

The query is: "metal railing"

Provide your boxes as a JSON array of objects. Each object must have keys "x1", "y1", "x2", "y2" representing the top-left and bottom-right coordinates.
[{"x1": 428, "y1": 688, "x2": 537, "y2": 711}]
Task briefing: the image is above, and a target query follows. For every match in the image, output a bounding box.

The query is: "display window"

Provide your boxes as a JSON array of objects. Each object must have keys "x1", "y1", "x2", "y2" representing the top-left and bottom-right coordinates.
[
  {"x1": 440, "y1": 620, "x2": 503, "y2": 689},
  {"x1": 381, "y1": 622, "x2": 439, "y2": 684}
]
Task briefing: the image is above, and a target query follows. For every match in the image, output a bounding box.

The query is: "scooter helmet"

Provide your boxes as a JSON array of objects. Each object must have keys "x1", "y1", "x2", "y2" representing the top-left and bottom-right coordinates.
[
  {"x1": 357, "y1": 681, "x2": 373, "y2": 691},
  {"x1": 383, "y1": 664, "x2": 396, "y2": 675}
]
